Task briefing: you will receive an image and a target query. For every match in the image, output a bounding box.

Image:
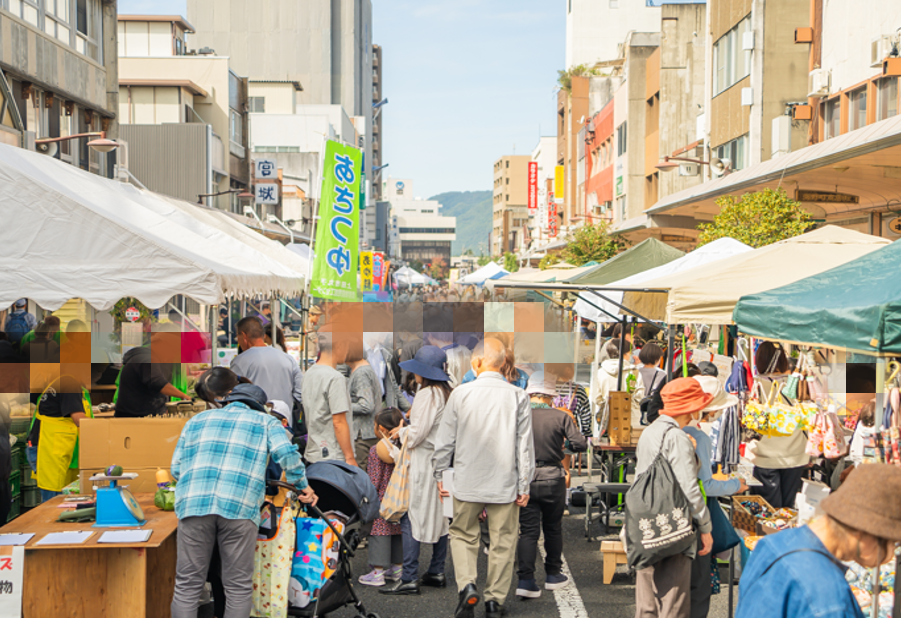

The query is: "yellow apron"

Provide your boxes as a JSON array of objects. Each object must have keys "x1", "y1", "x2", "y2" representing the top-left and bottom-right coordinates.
[{"x1": 33, "y1": 384, "x2": 92, "y2": 492}]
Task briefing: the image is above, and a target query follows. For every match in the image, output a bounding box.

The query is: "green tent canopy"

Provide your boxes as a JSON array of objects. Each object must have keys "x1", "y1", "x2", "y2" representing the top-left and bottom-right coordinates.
[
  {"x1": 561, "y1": 238, "x2": 685, "y2": 285},
  {"x1": 733, "y1": 238, "x2": 901, "y2": 356}
]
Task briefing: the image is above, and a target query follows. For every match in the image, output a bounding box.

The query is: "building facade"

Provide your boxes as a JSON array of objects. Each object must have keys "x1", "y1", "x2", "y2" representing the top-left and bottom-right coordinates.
[
  {"x1": 565, "y1": 0, "x2": 661, "y2": 69},
  {"x1": 0, "y1": 0, "x2": 118, "y2": 173},
  {"x1": 556, "y1": 76, "x2": 589, "y2": 231},
  {"x1": 492, "y1": 155, "x2": 529, "y2": 255}
]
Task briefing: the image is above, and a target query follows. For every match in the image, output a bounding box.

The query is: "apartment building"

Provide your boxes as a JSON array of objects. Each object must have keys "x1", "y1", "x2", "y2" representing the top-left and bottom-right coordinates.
[
  {"x1": 117, "y1": 15, "x2": 251, "y2": 213},
  {"x1": 0, "y1": 0, "x2": 118, "y2": 173},
  {"x1": 565, "y1": 0, "x2": 661, "y2": 68},
  {"x1": 380, "y1": 179, "x2": 456, "y2": 264},
  {"x1": 492, "y1": 155, "x2": 530, "y2": 255},
  {"x1": 556, "y1": 76, "x2": 589, "y2": 231}
]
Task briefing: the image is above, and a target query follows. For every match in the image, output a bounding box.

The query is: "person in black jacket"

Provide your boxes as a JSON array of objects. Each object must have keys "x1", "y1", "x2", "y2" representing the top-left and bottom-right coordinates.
[{"x1": 515, "y1": 371, "x2": 588, "y2": 599}]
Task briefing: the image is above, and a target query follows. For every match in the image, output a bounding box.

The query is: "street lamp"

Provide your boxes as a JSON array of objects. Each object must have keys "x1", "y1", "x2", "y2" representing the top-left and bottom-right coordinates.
[
  {"x1": 267, "y1": 213, "x2": 296, "y2": 244},
  {"x1": 35, "y1": 131, "x2": 119, "y2": 155},
  {"x1": 373, "y1": 98, "x2": 388, "y2": 120},
  {"x1": 655, "y1": 155, "x2": 732, "y2": 177},
  {"x1": 243, "y1": 205, "x2": 265, "y2": 226}
]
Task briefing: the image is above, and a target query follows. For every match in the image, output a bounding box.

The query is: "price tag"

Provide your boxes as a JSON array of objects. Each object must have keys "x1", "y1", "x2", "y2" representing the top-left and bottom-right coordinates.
[{"x1": 0, "y1": 546, "x2": 24, "y2": 616}]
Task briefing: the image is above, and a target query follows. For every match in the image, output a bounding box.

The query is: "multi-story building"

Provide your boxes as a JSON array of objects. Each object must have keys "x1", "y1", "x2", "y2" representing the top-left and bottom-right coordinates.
[
  {"x1": 117, "y1": 15, "x2": 251, "y2": 213},
  {"x1": 565, "y1": 0, "x2": 661, "y2": 69},
  {"x1": 528, "y1": 136, "x2": 558, "y2": 253},
  {"x1": 0, "y1": 0, "x2": 118, "y2": 173},
  {"x1": 380, "y1": 178, "x2": 456, "y2": 264},
  {"x1": 492, "y1": 155, "x2": 529, "y2": 255},
  {"x1": 556, "y1": 76, "x2": 589, "y2": 231},
  {"x1": 372, "y1": 44, "x2": 384, "y2": 202},
  {"x1": 185, "y1": 0, "x2": 376, "y2": 241}
]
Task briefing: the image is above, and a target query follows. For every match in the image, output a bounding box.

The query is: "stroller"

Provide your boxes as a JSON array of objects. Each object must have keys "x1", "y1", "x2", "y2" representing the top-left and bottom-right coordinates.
[{"x1": 268, "y1": 461, "x2": 381, "y2": 618}]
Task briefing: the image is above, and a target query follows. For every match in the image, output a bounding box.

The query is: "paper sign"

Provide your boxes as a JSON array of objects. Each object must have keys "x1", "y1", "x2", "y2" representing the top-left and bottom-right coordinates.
[
  {"x1": 215, "y1": 348, "x2": 239, "y2": 367},
  {"x1": 98, "y1": 530, "x2": 152, "y2": 544},
  {"x1": 0, "y1": 546, "x2": 24, "y2": 616},
  {"x1": 36, "y1": 531, "x2": 94, "y2": 546},
  {"x1": 0, "y1": 535, "x2": 32, "y2": 547},
  {"x1": 121, "y1": 322, "x2": 143, "y2": 355}
]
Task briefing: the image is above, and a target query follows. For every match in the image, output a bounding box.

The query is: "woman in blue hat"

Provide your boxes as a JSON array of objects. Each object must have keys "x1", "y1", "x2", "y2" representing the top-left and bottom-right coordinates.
[{"x1": 381, "y1": 345, "x2": 453, "y2": 596}]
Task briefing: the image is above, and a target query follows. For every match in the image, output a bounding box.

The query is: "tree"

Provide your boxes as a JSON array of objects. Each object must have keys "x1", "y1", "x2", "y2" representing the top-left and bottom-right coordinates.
[
  {"x1": 557, "y1": 64, "x2": 604, "y2": 93},
  {"x1": 559, "y1": 221, "x2": 629, "y2": 266},
  {"x1": 477, "y1": 253, "x2": 490, "y2": 267},
  {"x1": 697, "y1": 188, "x2": 813, "y2": 248},
  {"x1": 503, "y1": 252, "x2": 520, "y2": 273},
  {"x1": 539, "y1": 253, "x2": 562, "y2": 270},
  {"x1": 409, "y1": 259, "x2": 424, "y2": 273},
  {"x1": 427, "y1": 256, "x2": 447, "y2": 280}
]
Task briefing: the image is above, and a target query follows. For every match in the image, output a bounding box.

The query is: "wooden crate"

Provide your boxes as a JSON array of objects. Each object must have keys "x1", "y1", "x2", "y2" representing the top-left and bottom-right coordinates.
[
  {"x1": 607, "y1": 391, "x2": 632, "y2": 446},
  {"x1": 732, "y1": 495, "x2": 775, "y2": 535},
  {"x1": 600, "y1": 540, "x2": 628, "y2": 584}
]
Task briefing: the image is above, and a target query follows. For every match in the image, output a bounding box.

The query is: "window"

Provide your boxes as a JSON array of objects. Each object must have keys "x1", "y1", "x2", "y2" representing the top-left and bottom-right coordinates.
[
  {"x1": 74, "y1": 0, "x2": 101, "y2": 61},
  {"x1": 229, "y1": 109, "x2": 244, "y2": 144},
  {"x1": 714, "y1": 134, "x2": 749, "y2": 172},
  {"x1": 248, "y1": 97, "x2": 266, "y2": 113},
  {"x1": 175, "y1": 37, "x2": 185, "y2": 56},
  {"x1": 43, "y1": 0, "x2": 70, "y2": 43},
  {"x1": 616, "y1": 122, "x2": 627, "y2": 156},
  {"x1": 824, "y1": 98, "x2": 841, "y2": 139},
  {"x1": 878, "y1": 78, "x2": 898, "y2": 122},
  {"x1": 849, "y1": 88, "x2": 867, "y2": 131},
  {"x1": 398, "y1": 228, "x2": 456, "y2": 234},
  {"x1": 713, "y1": 16, "x2": 752, "y2": 96}
]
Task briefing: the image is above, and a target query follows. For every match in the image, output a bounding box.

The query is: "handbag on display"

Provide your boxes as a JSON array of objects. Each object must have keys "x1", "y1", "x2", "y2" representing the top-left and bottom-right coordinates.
[
  {"x1": 823, "y1": 408, "x2": 849, "y2": 459},
  {"x1": 624, "y1": 427, "x2": 697, "y2": 571},
  {"x1": 806, "y1": 410, "x2": 826, "y2": 457},
  {"x1": 742, "y1": 382, "x2": 775, "y2": 436},
  {"x1": 378, "y1": 432, "x2": 411, "y2": 523},
  {"x1": 781, "y1": 370, "x2": 801, "y2": 401}
]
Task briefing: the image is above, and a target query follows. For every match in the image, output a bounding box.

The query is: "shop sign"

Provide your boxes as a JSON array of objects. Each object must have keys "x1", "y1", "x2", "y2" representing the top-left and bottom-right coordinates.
[
  {"x1": 124, "y1": 307, "x2": 140, "y2": 322},
  {"x1": 554, "y1": 165, "x2": 565, "y2": 201},
  {"x1": 372, "y1": 253, "x2": 385, "y2": 291},
  {"x1": 255, "y1": 158, "x2": 278, "y2": 180},
  {"x1": 615, "y1": 176, "x2": 623, "y2": 197},
  {"x1": 255, "y1": 183, "x2": 279, "y2": 205},
  {"x1": 0, "y1": 547, "x2": 24, "y2": 616},
  {"x1": 795, "y1": 189, "x2": 859, "y2": 204},
  {"x1": 889, "y1": 217, "x2": 901, "y2": 235},
  {"x1": 311, "y1": 139, "x2": 363, "y2": 300},
  {"x1": 527, "y1": 162, "x2": 538, "y2": 212},
  {"x1": 360, "y1": 251, "x2": 374, "y2": 292},
  {"x1": 548, "y1": 192, "x2": 558, "y2": 238}
]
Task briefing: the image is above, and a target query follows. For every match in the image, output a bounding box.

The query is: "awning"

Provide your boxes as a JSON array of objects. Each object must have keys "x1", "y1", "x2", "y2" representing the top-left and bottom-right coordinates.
[
  {"x1": 624, "y1": 225, "x2": 890, "y2": 325},
  {"x1": 733, "y1": 238, "x2": 901, "y2": 356},
  {"x1": 0, "y1": 142, "x2": 305, "y2": 311},
  {"x1": 648, "y1": 114, "x2": 901, "y2": 224},
  {"x1": 565, "y1": 238, "x2": 685, "y2": 286}
]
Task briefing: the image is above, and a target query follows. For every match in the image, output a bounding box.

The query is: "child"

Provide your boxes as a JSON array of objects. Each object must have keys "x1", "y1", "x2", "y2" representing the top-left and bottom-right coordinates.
[{"x1": 359, "y1": 407, "x2": 405, "y2": 587}]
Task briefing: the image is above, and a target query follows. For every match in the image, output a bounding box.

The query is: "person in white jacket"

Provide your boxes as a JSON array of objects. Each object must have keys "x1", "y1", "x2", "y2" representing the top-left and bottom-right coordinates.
[{"x1": 595, "y1": 342, "x2": 634, "y2": 436}]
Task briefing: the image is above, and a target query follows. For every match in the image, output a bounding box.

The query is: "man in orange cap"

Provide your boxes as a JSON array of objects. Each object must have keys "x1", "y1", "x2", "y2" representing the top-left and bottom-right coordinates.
[{"x1": 633, "y1": 378, "x2": 714, "y2": 618}]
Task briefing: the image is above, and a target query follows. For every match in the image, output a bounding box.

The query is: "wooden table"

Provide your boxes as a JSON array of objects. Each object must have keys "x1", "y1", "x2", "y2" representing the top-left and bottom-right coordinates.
[{"x1": 0, "y1": 494, "x2": 177, "y2": 618}]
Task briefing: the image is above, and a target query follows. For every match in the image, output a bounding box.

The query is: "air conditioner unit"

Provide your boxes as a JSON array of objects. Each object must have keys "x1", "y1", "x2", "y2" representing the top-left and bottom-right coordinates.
[
  {"x1": 742, "y1": 31, "x2": 755, "y2": 51},
  {"x1": 678, "y1": 163, "x2": 700, "y2": 177},
  {"x1": 871, "y1": 36, "x2": 895, "y2": 68},
  {"x1": 808, "y1": 69, "x2": 830, "y2": 98}
]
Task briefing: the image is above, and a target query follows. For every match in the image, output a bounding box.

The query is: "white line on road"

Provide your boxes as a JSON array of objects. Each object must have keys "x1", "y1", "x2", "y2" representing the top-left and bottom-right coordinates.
[{"x1": 539, "y1": 544, "x2": 589, "y2": 618}]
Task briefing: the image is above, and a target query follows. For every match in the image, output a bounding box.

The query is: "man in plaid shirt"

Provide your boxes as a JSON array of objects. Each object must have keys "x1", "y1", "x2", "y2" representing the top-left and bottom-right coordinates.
[{"x1": 170, "y1": 383, "x2": 317, "y2": 618}]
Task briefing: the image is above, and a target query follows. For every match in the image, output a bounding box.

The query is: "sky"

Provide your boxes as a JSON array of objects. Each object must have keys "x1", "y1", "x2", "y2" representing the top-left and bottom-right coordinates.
[{"x1": 117, "y1": 0, "x2": 565, "y2": 198}]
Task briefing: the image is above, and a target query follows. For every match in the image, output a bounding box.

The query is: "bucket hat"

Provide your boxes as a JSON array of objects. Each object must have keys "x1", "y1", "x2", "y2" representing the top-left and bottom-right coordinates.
[
  {"x1": 693, "y1": 376, "x2": 738, "y2": 412},
  {"x1": 399, "y1": 345, "x2": 450, "y2": 382},
  {"x1": 267, "y1": 400, "x2": 292, "y2": 423},
  {"x1": 659, "y1": 377, "x2": 714, "y2": 417},
  {"x1": 220, "y1": 383, "x2": 268, "y2": 412},
  {"x1": 526, "y1": 371, "x2": 557, "y2": 397},
  {"x1": 821, "y1": 463, "x2": 901, "y2": 541}
]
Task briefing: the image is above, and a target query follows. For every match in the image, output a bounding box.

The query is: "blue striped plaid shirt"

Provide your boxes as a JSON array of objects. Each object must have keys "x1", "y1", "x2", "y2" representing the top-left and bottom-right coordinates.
[{"x1": 171, "y1": 402, "x2": 309, "y2": 524}]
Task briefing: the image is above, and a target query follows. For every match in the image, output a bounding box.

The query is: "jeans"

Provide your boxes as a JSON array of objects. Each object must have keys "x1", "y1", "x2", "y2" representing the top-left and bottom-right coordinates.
[
  {"x1": 517, "y1": 477, "x2": 566, "y2": 580},
  {"x1": 170, "y1": 515, "x2": 257, "y2": 618},
  {"x1": 26, "y1": 444, "x2": 62, "y2": 503},
  {"x1": 400, "y1": 513, "x2": 448, "y2": 583}
]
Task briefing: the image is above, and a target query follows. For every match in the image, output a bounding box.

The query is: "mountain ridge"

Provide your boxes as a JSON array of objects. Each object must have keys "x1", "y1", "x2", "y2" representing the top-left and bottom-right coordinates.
[{"x1": 429, "y1": 190, "x2": 492, "y2": 255}]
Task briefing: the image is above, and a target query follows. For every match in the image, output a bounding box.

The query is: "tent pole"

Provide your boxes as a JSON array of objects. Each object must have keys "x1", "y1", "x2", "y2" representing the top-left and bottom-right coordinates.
[
  {"x1": 616, "y1": 316, "x2": 627, "y2": 391},
  {"x1": 667, "y1": 324, "x2": 675, "y2": 380},
  {"x1": 271, "y1": 293, "x2": 280, "y2": 349},
  {"x1": 588, "y1": 325, "x2": 603, "y2": 479},
  {"x1": 209, "y1": 304, "x2": 218, "y2": 369}
]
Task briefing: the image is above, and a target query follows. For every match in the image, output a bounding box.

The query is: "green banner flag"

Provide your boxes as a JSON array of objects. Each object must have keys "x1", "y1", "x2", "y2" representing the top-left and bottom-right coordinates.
[{"x1": 311, "y1": 140, "x2": 363, "y2": 300}]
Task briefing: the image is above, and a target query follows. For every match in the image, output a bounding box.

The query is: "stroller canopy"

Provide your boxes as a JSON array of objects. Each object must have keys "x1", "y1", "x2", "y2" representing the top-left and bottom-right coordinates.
[{"x1": 306, "y1": 461, "x2": 380, "y2": 524}]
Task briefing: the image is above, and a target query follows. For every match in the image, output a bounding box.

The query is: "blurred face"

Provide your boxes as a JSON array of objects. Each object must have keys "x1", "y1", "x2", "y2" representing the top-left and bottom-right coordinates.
[{"x1": 414, "y1": 374, "x2": 423, "y2": 385}]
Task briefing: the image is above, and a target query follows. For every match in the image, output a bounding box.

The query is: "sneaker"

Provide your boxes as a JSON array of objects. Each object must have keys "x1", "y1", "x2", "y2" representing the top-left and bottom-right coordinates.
[
  {"x1": 515, "y1": 579, "x2": 541, "y2": 599},
  {"x1": 358, "y1": 569, "x2": 386, "y2": 587},
  {"x1": 545, "y1": 573, "x2": 569, "y2": 590},
  {"x1": 385, "y1": 565, "x2": 403, "y2": 582}
]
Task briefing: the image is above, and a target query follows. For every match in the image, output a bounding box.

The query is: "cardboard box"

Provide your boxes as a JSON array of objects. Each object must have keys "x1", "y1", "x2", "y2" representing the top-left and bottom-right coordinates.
[
  {"x1": 79, "y1": 468, "x2": 164, "y2": 495},
  {"x1": 79, "y1": 417, "x2": 188, "y2": 470}
]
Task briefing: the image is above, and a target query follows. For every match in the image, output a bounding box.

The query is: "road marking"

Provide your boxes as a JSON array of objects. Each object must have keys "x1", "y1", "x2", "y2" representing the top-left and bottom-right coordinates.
[{"x1": 539, "y1": 544, "x2": 589, "y2": 618}]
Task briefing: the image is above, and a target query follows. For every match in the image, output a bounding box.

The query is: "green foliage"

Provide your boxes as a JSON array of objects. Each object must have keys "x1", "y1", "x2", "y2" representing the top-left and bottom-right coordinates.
[
  {"x1": 559, "y1": 222, "x2": 629, "y2": 266},
  {"x1": 557, "y1": 64, "x2": 604, "y2": 93},
  {"x1": 110, "y1": 298, "x2": 154, "y2": 335},
  {"x1": 697, "y1": 188, "x2": 813, "y2": 248},
  {"x1": 477, "y1": 253, "x2": 491, "y2": 267},
  {"x1": 539, "y1": 253, "x2": 562, "y2": 270},
  {"x1": 427, "y1": 256, "x2": 448, "y2": 280},
  {"x1": 408, "y1": 259, "x2": 424, "y2": 273},
  {"x1": 503, "y1": 252, "x2": 519, "y2": 273}
]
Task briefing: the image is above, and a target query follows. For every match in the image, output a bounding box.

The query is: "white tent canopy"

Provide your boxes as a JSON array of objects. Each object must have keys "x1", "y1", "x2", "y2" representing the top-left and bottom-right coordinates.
[
  {"x1": 574, "y1": 238, "x2": 753, "y2": 323},
  {"x1": 394, "y1": 266, "x2": 429, "y2": 286},
  {"x1": 0, "y1": 143, "x2": 305, "y2": 311},
  {"x1": 456, "y1": 262, "x2": 508, "y2": 286}
]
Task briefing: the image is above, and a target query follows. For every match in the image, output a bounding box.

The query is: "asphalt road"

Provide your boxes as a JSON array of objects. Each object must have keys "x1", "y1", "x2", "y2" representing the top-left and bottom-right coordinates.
[{"x1": 325, "y1": 512, "x2": 738, "y2": 618}]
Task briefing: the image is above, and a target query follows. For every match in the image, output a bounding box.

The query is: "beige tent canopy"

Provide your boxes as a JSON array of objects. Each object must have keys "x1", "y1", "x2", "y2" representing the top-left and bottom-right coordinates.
[{"x1": 622, "y1": 226, "x2": 891, "y2": 324}]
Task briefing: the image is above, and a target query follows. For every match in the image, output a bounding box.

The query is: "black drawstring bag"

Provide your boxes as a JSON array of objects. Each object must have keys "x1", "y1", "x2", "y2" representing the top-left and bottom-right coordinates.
[{"x1": 624, "y1": 426, "x2": 698, "y2": 571}]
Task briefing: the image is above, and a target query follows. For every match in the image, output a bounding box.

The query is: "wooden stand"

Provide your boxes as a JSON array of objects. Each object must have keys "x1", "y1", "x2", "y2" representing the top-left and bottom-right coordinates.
[
  {"x1": 0, "y1": 494, "x2": 177, "y2": 618},
  {"x1": 607, "y1": 391, "x2": 632, "y2": 446},
  {"x1": 601, "y1": 540, "x2": 628, "y2": 584}
]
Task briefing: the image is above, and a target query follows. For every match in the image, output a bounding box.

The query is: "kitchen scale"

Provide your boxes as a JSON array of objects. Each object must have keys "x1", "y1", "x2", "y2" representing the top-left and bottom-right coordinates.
[{"x1": 88, "y1": 473, "x2": 147, "y2": 527}]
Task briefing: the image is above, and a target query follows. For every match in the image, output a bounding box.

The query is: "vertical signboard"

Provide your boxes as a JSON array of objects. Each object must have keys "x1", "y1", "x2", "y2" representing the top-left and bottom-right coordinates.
[
  {"x1": 360, "y1": 251, "x2": 374, "y2": 292},
  {"x1": 311, "y1": 140, "x2": 363, "y2": 300},
  {"x1": 372, "y1": 252, "x2": 385, "y2": 291},
  {"x1": 554, "y1": 165, "x2": 565, "y2": 202},
  {"x1": 527, "y1": 161, "x2": 538, "y2": 212},
  {"x1": 548, "y1": 192, "x2": 558, "y2": 238}
]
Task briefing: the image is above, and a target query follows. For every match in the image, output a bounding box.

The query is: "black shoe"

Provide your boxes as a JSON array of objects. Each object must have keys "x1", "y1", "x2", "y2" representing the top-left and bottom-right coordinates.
[
  {"x1": 485, "y1": 601, "x2": 507, "y2": 617},
  {"x1": 455, "y1": 583, "x2": 480, "y2": 618},
  {"x1": 421, "y1": 572, "x2": 447, "y2": 588},
  {"x1": 379, "y1": 580, "x2": 421, "y2": 596}
]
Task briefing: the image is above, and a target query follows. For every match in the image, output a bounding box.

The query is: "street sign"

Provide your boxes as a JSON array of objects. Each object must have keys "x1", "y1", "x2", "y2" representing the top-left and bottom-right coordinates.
[
  {"x1": 255, "y1": 184, "x2": 279, "y2": 205},
  {"x1": 255, "y1": 158, "x2": 278, "y2": 180},
  {"x1": 125, "y1": 307, "x2": 140, "y2": 322},
  {"x1": 527, "y1": 161, "x2": 538, "y2": 212}
]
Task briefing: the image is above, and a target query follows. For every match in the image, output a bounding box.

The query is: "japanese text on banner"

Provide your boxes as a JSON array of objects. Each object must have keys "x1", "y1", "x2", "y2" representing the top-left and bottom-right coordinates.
[
  {"x1": 311, "y1": 140, "x2": 363, "y2": 300},
  {"x1": 360, "y1": 251, "x2": 374, "y2": 292},
  {"x1": 0, "y1": 547, "x2": 24, "y2": 617}
]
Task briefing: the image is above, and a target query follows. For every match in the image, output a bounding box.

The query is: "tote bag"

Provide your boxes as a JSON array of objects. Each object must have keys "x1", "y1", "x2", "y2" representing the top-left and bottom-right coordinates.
[
  {"x1": 708, "y1": 497, "x2": 740, "y2": 554},
  {"x1": 624, "y1": 427, "x2": 697, "y2": 570},
  {"x1": 378, "y1": 432, "x2": 411, "y2": 523}
]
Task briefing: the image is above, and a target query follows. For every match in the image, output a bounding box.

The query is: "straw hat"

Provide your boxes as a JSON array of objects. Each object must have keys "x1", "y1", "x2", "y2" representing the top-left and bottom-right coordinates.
[
  {"x1": 821, "y1": 464, "x2": 901, "y2": 541},
  {"x1": 659, "y1": 378, "x2": 714, "y2": 417}
]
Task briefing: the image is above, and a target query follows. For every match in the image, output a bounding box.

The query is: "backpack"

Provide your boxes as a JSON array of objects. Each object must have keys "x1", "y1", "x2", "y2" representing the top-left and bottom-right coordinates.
[
  {"x1": 5, "y1": 312, "x2": 30, "y2": 345},
  {"x1": 624, "y1": 426, "x2": 698, "y2": 570},
  {"x1": 638, "y1": 372, "x2": 666, "y2": 426}
]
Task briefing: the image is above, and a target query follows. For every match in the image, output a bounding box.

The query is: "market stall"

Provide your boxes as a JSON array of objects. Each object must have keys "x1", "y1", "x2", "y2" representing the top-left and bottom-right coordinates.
[
  {"x1": 455, "y1": 261, "x2": 509, "y2": 286},
  {"x1": 561, "y1": 238, "x2": 685, "y2": 286}
]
